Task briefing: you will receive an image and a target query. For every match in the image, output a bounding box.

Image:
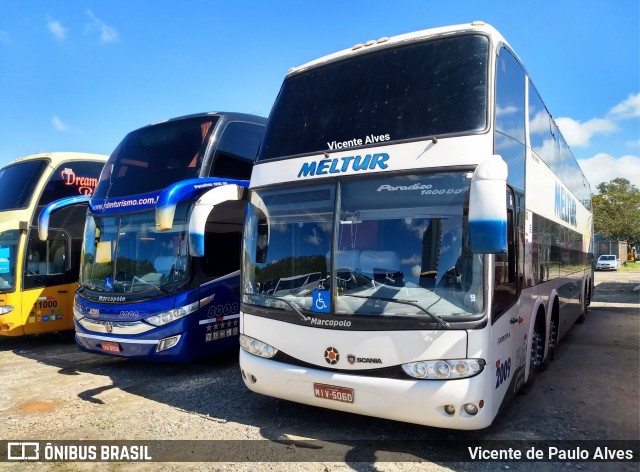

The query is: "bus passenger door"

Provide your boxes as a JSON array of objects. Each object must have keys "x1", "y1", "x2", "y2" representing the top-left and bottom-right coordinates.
[
  {"x1": 491, "y1": 188, "x2": 525, "y2": 400},
  {"x1": 22, "y1": 228, "x2": 72, "y2": 335}
]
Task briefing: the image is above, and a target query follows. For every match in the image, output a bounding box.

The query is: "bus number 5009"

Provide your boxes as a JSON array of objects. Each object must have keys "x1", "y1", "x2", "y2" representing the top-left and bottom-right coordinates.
[{"x1": 495, "y1": 358, "x2": 511, "y2": 389}]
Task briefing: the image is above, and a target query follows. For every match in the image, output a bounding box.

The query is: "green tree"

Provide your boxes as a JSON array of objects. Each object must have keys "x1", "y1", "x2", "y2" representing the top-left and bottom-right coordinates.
[{"x1": 592, "y1": 178, "x2": 640, "y2": 248}]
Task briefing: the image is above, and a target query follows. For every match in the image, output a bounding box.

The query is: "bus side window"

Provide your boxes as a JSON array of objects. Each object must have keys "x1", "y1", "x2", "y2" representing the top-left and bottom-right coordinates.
[
  {"x1": 208, "y1": 122, "x2": 265, "y2": 180},
  {"x1": 492, "y1": 189, "x2": 517, "y2": 320},
  {"x1": 23, "y1": 228, "x2": 71, "y2": 290},
  {"x1": 200, "y1": 231, "x2": 242, "y2": 278}
]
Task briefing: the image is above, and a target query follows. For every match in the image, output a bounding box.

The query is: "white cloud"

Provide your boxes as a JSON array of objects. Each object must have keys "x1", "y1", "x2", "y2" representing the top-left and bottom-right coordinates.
[
  {"x1": 304, "y1": 227, "x2": 323, "y2": 246},
  {"x1": 52, "y1": 115, "x2": 70, "y2": 132},
  {"x1": 496, "y1": 105, "x2": 520, "y2": 117},
  {"x1": 578, "y1": 153, "x2": 640, "y2": 190},
  {"x1": 400, "y1": 254, "x2": 421, "y2": 265},
  {"x1": 609, "y1": 93, "x2": 640, "y2": 119},
  {"x1": 0, "y1": 30, "x2": 10, "y2": 44},
  {"x1": 47, "y1": 19, "x2": 67, "y2": 42},
  {"x1": 555, "y1": 117, "x2": 616, "y2": 147},
  {"x1": 627, "y1": 138, "x2": 640, "y2": 150},
  {"x1": 86, "y1": 10, "x2": 119, "y2": 43}
]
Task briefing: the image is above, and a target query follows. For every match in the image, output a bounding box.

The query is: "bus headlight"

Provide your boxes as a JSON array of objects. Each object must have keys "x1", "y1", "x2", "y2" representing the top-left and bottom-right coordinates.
[
  {"x1": 73, "y1": 305, "x2": 85, "y2": 320},
  {"x1": 146, "y1": 301, "x2": 199, "y2": 327},
  {"x1": 0, "y1": 306, "x2": 14, "y2": 315},
  {"x1": 240, "y1": 334, "x2": 278, "y2": 358},
  {"x1": 402, "y1": 359, "x2": 485, "y2": 380}
]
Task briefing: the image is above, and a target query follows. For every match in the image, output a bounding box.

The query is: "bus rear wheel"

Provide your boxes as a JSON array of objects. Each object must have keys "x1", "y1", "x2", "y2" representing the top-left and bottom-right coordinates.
[{"x1": 520, "y1": 320, "x2": 545, "y2": 394}]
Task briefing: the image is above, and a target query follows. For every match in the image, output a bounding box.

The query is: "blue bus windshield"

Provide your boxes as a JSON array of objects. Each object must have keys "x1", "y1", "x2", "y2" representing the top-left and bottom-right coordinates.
[{"x1": 81, "y1": 209, "x2": 189, "y2": 297}]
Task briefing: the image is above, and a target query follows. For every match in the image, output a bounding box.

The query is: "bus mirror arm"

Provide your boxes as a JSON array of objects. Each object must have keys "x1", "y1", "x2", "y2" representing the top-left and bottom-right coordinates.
[
  {"x1": 186, "y1": 184, "x2": 248, "y2": 257},
  {"x1": 156, "y1": 177, "x2": 249, "y2": 232},
  {"x1": 468, "y1": 154, "x2": 508, "y2": 254},
  {"x1": 37, "y1": 195, "x2": 91, "y2": 241}
]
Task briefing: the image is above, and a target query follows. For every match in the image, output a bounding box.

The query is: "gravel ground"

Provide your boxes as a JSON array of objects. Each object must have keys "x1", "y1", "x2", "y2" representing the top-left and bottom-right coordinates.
[{"x1": 0, "y1": 270, "x2": 638, "y2": 471}]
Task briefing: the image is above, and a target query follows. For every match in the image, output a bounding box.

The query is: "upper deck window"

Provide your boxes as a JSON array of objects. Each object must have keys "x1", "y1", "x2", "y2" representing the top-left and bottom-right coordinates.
[
  {"x1": 38, "y1": 161, "x2": 105, "y2": 207},
  {"x1": 259, "y1": 34, "x2": 489, "y2": 161},
  {"x1": 94, "y1": 116, "x2": 219, "y2": 198},
  {"x1": 0, "y1": 159, "x2": 48, "y2": 211}
]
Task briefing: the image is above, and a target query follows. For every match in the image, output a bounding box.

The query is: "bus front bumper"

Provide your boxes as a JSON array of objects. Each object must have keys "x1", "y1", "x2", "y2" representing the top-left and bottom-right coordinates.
[
  {"x1": 240, "y1": 349, "x2": 493, "y2": 430},
  {"x1": 74, "y1": 320, "x2": 191, "y2": 361}
]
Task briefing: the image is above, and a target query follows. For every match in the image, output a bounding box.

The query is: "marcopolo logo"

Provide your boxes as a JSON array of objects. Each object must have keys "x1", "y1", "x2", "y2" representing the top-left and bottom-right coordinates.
[{"x1": 297, "y1": 153, "x2": 389, "y2": 178}]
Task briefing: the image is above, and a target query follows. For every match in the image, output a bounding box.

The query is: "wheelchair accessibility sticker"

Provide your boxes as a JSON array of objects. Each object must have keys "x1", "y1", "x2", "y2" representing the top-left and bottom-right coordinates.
[{"x1": 312, "y1": 290, "x2": 330, "y2": 313}]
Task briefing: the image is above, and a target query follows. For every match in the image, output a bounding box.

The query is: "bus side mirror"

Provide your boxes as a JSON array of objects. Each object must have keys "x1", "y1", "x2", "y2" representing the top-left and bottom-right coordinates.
[
  {"x1": 250, "y1": 192, "x2": 270, "y2": 264},
  {"x1": 256, "y1": 220, "x2": 269, "y2": 264},
  {"x1": 468, "y1": 155, "x2": 508, "y2": 254}
]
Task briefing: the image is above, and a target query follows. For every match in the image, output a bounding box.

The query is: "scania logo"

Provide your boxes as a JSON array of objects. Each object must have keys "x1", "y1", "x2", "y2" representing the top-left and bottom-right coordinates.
[
  {"x1": 347, "y1": 354, "x2": 383, "y2": 365},
  {"x1": 104, "y1": 322, "x2": 113, "y2": 334},
  {"x1": 324, "y1": 347, "x2": 339, "y2": 365}
]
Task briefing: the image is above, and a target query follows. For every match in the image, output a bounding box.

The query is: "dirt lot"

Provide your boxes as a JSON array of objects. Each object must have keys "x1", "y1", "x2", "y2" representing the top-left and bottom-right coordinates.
[{"x1": 0, "y1": 271, "x2": 638, "y2": 471}]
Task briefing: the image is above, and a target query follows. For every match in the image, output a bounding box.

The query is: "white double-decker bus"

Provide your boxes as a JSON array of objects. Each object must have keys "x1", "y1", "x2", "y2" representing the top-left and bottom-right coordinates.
[{"x1": 237, "y1": 22, "x2": 593, "y2": 429}]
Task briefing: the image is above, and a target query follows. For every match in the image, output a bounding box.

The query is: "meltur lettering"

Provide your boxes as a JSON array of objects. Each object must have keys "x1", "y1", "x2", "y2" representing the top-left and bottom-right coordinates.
[
  {"x1": 298, "y1": 153, "x2": 389, "y2": 178},
  {"x1": 554, "y1": 181, "x2": 577, "y2": 227}
]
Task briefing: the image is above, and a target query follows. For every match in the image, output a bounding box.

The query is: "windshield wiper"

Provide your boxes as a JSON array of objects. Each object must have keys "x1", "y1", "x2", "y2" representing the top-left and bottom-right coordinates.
[
  {"x1": 343, "y1": 294, "x2": 450, "y2": 328},
  {"x1": 132, "y1": 275, "x2": 172, "y2": 295},
  {"x1": 243, "y1": 292, "x2": 310, "y2": 322}
]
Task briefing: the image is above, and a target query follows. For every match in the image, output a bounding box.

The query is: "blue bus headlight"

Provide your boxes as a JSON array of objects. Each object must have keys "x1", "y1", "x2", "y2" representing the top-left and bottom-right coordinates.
[
  {"x1": 146, "y1": 301, "x2": 199, "y2": 327},
  {"x1": 402, "y1": 359, "x2": 485, "y2": 380},
  {"x1": 240, "y1": 334, "x2": 278, "y2": 358},
  {"x1": 73, "y1": 305, "x2": 85, "y2": 320}
]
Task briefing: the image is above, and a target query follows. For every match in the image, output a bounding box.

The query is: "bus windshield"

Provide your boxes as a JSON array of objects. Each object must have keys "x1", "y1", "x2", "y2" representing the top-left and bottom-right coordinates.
[
  {"x1": 258, "y1": 34, "x2": 488, "y2": 161},
  {"x1": 0, "y1": 230, "x2": 20, "y2": 292},
  {"x1": 94, "y1": 115, "x2": 220, "y2": 199},
  {"x1": 80, "y1": 208, "x2": 189, "y2": 299},
  {"x1": 0, "y1": 159, "x2": 49, "y2": 211},
  {"x1": 243, "y1": 172, "x2": 484, "y2": 321}
]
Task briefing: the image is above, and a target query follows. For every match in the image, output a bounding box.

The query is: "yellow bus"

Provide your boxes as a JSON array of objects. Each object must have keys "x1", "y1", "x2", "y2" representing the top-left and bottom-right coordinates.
[{"x1": 0, "y1": 152, "x2": 107, "y2": 336}]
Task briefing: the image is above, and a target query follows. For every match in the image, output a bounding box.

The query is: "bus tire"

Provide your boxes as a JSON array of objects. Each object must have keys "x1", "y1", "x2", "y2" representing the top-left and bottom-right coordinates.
[{"x1": 520, "y1": 316, "x2": 545, "y2": 394}]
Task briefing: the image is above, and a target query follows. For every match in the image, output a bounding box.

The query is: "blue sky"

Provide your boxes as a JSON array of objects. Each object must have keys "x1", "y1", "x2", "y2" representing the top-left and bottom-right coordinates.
[{"x1": 1, "y1": 0, "x2": 638, "y2": 190}]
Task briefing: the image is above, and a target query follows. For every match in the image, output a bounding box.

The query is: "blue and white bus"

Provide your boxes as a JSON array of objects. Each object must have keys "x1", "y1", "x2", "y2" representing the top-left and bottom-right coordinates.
[
  {"x1": 40, "y1": 112, "x2": 266, "y2": 361},
  {"x1": 237, "y1": 23, "x2": 593, "y2": 429}
]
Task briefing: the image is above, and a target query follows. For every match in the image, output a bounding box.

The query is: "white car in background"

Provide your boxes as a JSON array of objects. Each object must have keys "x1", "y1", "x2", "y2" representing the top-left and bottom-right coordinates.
[{"x1": 596, "y1": 254, "x2": 619, "y2": 270}]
